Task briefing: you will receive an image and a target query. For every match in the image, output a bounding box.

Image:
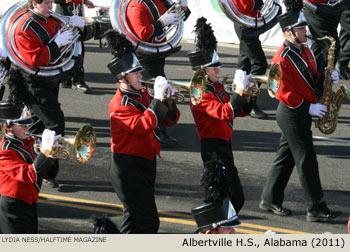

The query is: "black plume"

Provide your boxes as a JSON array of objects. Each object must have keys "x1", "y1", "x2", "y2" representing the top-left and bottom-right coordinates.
[
  {"x1": 193, "y1": 17, "x2": 217, "y2": 52},
  {"x1": 283, "y1": 0, "x2": 304, "y2": 12},
  {"x1": 200, "y1": 153, "x2": 233, "y2": 204},
  {"x1": 103, "y1": 29, "x2": 135, "y2": 58},
  {"x1": 91, "y1": 215, "x2": 120, "y2": 234},
  {"x1": 6, "y1": 69, "x2": 33, "y2": 106}
]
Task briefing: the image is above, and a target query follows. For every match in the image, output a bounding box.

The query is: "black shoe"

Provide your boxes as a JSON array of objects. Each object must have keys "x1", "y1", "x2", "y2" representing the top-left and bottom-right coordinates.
[
  {"x1": 160, "y1": 135, "x2": 179, "y2": 148},
  {"x1": 306, "y1": 210, "x2": 341, "y2": 222},
  {"x1": 335, "y1": 62, "x2": 349, "y2": 80},
  {"x1": 60, "y1": 81, "x2": 72, "y2": 89},
  {"x1": 250, "y1": 107, "x2": 268, "y2": 119},
  {"x1": 73, "y1": 82, "x2": 91, "y2": 93},
  {"x1": 43, "y1": 179, "x2": 59, "y2": 188},
  {"x1": 259, "y1": 200, "x2": 292, "y2": 216}
]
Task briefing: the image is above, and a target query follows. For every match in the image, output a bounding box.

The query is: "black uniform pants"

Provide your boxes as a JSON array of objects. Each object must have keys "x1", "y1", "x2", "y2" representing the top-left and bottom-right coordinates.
[
  {"x1": 55, "y1": 3, "x2": 85, "y2": 84},
  {"x1": 234, "y1": 23, "x2": 267, "y2": 75},
  {"x1": 338, "y1": 8, "x2": 350, "y2": 66},
  {"x1": 261, "y1": 102, "x2": 326, "y2": 212},
  {"x1": 28, "y1": 83, "x2": 65, "y2": 136},
  {"x1": 200, "y1": 138, "x2": 245, "y2": 214},
  {"x1": 303, "y1": 7, "x2": 341, "y2": 72},
  {"x1": 109, "y1": 153, "x2": 159, "y2": 234},
  {"x1": 0, "y1": 196, "x2": 37, "y2": 234}
]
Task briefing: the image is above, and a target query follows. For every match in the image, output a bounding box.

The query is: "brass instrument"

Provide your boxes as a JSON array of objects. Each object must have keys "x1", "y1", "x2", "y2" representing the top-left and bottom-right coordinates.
[
  {"x1": 157, "y1": 3, "x2": 186, "y2": 41},
  {"x1": 309, "y1": 35, "x2": 350, "y2": 134},
  {"x1": 0, "y1": 1, "x2": 82, "y2": 77},
  {"x1": 141, "y1": 69, "x2": 206, "y2": 105},
  {"x1": 110, "y1": 0, "x2": 184, "y2": 54},
  {"x1": 217, "y1": 0, "x2": 281, "y2": 36},
  {"x1": 48, "y1": 11, "x2": 81, "y2": 64},
  {"x1": 27, "y1": 125, "x2": 96, "y2": 163},
  {"x1": 221, "y1": 64, "x2": 281, "y2": 98}
]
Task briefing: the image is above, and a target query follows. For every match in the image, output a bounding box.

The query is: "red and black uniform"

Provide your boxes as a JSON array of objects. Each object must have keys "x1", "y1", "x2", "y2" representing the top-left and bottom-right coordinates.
[
  {"x1": 125, "y1": 0, "x2": 190, "y2": 79},
  {"x1": 303, "y1": 0, "x2": 346, "y2": 73},
  {"x1": 0, "y1": 135, "x2": 55, "y2": 233},
  {"x1": 108, "y1": 87, "x2": 180, "y2": 233},
  {"x1": 261, "y1": 40, "x2": 330, "y2": 213},
  {"x1": 190, "y1": 80, "x2": 250, "y2": 214},
  {"x1": 13, "y1": 10, "x2": 65, "y2": 136}
]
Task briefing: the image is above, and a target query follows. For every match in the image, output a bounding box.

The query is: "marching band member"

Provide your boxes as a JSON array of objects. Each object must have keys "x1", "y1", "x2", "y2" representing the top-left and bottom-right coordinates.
[
  {"x1": 303, "y1": 0, "x2": 346, "y2": 76},
  {"x1": 105, "y1": 30, "x2": 180, "y2": 233},
  {"x1": 259, "y1": 5, "x2": 341, "y2": 222},
  {"x1": 125, "y1": 0, "x2": 190, "y2": 148},
  {"x1": 188, "y1": 17, "x2": 252, "y2": 214},
  {"x1": 54, "y1": 0, "x2": 95, "y2": 93},
  {"x1": 13, "y1": 0, "x2": 85, "y2": 187},
  {"x1": 233, "y1": 0, "x2": 277, "y2": 119},
  {"x1": 0, "y1": 101, "x2": 57, "y2": 233}
]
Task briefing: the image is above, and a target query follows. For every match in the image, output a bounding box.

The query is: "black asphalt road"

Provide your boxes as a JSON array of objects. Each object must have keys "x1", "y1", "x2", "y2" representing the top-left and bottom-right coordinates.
[{"x1": 3, "y1": 39, "x2": 350, "y2": 234}]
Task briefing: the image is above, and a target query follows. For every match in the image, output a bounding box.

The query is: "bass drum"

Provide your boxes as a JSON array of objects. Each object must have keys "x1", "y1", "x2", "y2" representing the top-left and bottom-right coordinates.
[{"x1": 109, "y1": 0, "x2": 184, "y2": 55}]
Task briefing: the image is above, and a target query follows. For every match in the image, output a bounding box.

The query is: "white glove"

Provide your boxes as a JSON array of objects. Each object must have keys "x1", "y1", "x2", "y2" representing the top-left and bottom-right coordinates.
[
  {"x1": 154, "y1": 76, "x2": 171, "y2": 100},
  {"x1": 331, "y1": 69, "x2": 339, "y2": 84},
  {"x1": 169, "y1": 85, "x2": 179, "y2": 98},
  {"x1": 69, "y1": 15, "x2": 85, "y2": 28},
  {"x1": 54, "y1": 30, "x2": 73, "y2": 48},
  {"x1": 233, "y1": 70, "x2": 250, "y2": 90},
  {"x1": 175, "y1": 0, "x2": 188, "y2": 7},
  {"x1": 159, "y1": 12, "x2": 180, "y2": 26},
  {"x1": 308, "y1": 103, "x2": 328, "y2": 117},
  {"x1": 0, "y1": 48, "x2": 8, "y2": 60},
  {"x1": 41, "y1": 129, "x2": 56, "y2": 152}
]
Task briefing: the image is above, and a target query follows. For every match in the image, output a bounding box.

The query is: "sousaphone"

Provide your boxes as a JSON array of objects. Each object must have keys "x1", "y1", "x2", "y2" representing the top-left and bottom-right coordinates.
[
  {"x1": 110, "y1": 0, "x2": 184, "y2": 54},
  {"x1": 217, "y1": 0, "x2": 281, "y2": 37},
  {"x1": 0, "y1": 0, "x2": 82, "y2": 78}
]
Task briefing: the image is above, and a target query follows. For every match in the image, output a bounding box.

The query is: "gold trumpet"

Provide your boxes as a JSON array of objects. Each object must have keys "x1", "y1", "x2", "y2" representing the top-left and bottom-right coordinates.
[
  {"x1": 141, "y1": 69, "x2": 206, "y2": 105},
  {"x1": 27, "y1": 125, "x2": 96, "y2": 163},
  {"x1": 220, "y1": 64, "x2": 281, "y2": 98}
]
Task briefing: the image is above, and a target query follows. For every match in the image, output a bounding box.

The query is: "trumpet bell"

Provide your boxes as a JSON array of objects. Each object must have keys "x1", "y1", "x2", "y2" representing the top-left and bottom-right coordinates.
[
  {"x1": 189, "y1": 69, "x2": 206, "y2": 105},
  {"x1": 71, "y1": 125, "x2": 97, "y2": 163},
  {"x1": 32, "y1": 125, "x2": 96, "y2": 163}
]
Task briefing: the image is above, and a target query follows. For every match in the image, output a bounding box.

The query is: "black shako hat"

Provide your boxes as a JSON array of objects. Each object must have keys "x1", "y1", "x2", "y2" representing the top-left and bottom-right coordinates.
[
  {"x1": 278, "y1": 11, "x2": 307, "y2": 32},
  {"x1": 191, "y1": 153, "x2": 240, "y2": 233},
  {"x1": 188, "y1": 17, "x2": 221, "y2": 70},
  {"x1": 191, "y1": 198, "x2": 241, "y2": 233},
  {"x1": 0, "y1": 101, "x2": 32, "y2": 125},
  {"x1": 104, "y1": 30, "x2": 143, "y2": 80},
  {"x1": 278, "y1": 0, "x2": 306, "y2": 32}
]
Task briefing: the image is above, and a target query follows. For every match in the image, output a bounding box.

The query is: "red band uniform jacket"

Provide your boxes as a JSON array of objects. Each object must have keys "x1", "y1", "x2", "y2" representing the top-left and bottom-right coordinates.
[
  {"x1": 272, "y1": 41, "x2": 319, "y2": 110},
  {"x1": 0, "y1": 135, "x2": 53, "y2": 204},
  {"x1": 190, "y1": 80, "x2": 248, "y2": 142},
  {"x1": 126, "y1": 0, "x2": 190, "y2": 43},
  {"x1": 233, "y1": 0, "x2": 262, "y2": 17},
  {"x1": 13, "y1": 10, "x2": 62, "y2": 68},
  {"x1": 109, "y1": 87, "x2": 180, "y2": 160}
]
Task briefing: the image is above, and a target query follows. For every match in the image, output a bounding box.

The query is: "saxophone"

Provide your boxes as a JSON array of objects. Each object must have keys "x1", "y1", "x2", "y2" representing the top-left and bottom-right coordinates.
[{"x1": 314, "y1": 36, "x2": 350, "y2": 134}]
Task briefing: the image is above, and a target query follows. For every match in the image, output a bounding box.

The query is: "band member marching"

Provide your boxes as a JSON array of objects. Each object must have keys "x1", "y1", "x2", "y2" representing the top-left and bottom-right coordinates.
[
  {"x1": 12, "y1": 0, "x2": 85, "y2": 188},
  {"x1": 0, "y1": 101, "x2": 58, "y2": 233},
  {"x1": 124, "y1": 0, "x2": 191, "y2": 147},
  {"x1": 188, "y1": 17, "x2": 252, "y2": 214},
  {"x1": 104, "y1": 30, "x2": 180, "y2": 233},
  {"x1": 259, "y1": 3, "x2": 341, "y2": 222}
]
